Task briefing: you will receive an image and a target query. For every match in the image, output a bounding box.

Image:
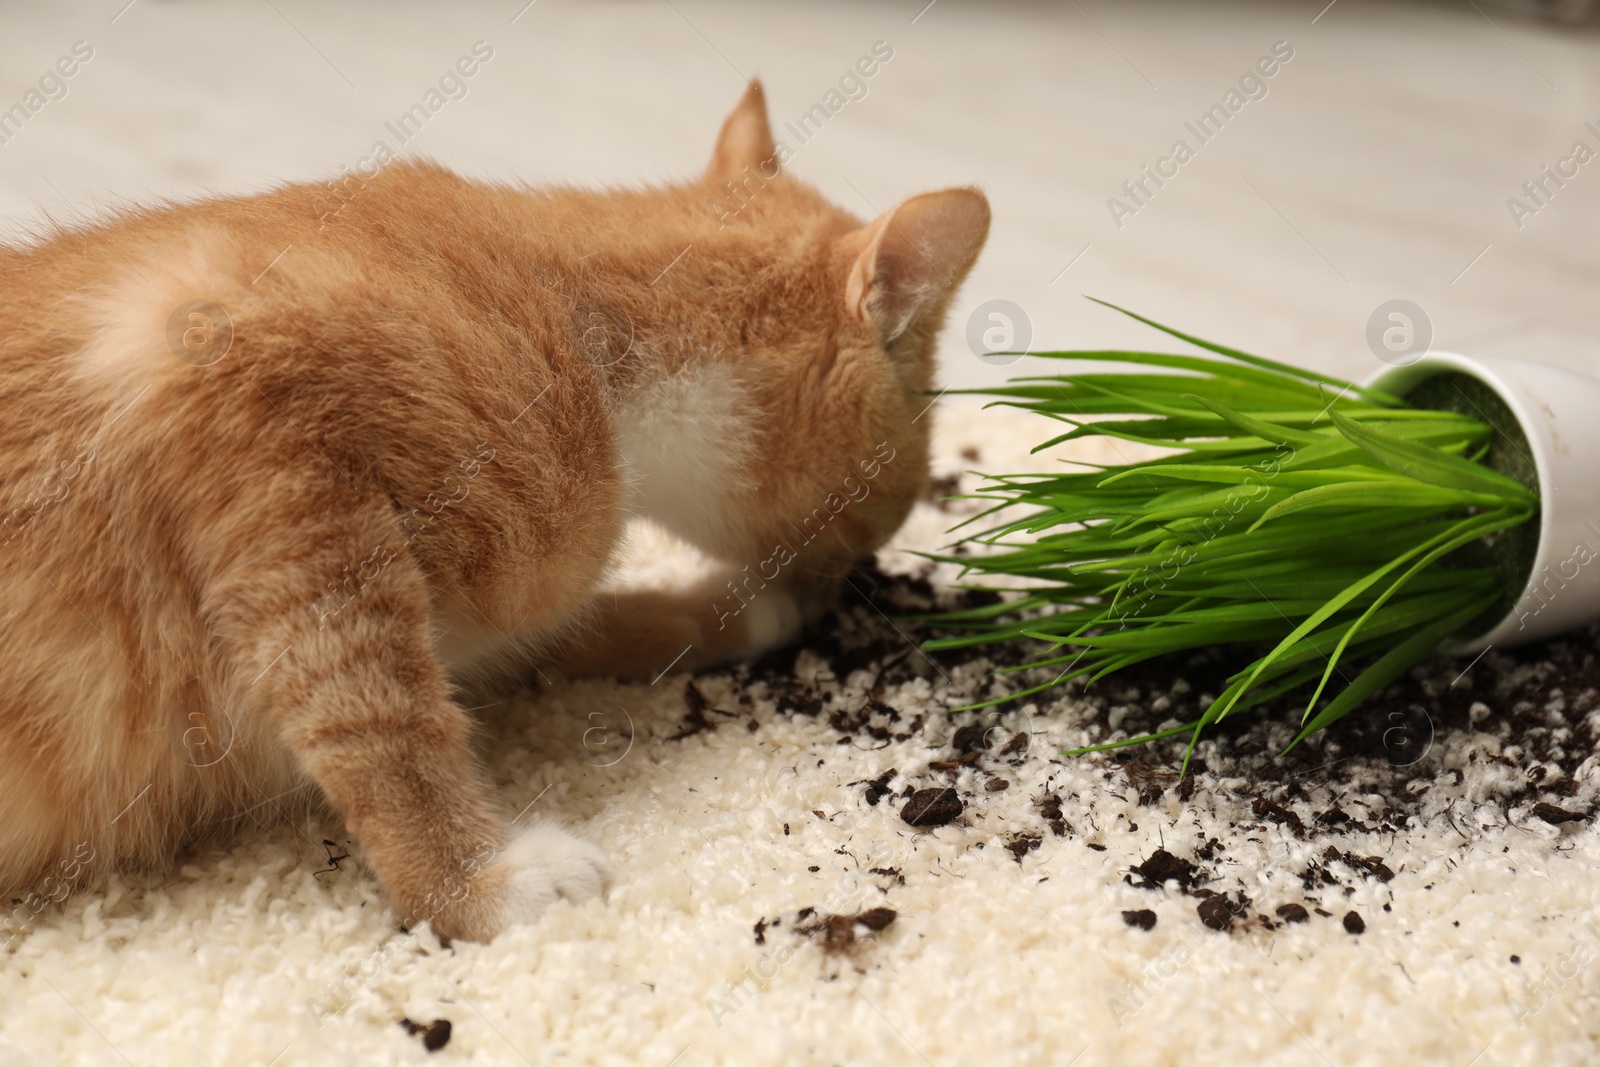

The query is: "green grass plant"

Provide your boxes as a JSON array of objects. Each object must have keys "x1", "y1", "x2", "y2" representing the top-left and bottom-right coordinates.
[{"x1": 922, "y1": 301, "x2": 1538, "y2": 770}]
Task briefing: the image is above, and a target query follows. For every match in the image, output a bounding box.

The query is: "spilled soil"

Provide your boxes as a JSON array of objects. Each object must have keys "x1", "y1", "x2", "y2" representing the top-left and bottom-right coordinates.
[{"x1": 687, "y1": 556, "x2": 1600, "y2": 942}]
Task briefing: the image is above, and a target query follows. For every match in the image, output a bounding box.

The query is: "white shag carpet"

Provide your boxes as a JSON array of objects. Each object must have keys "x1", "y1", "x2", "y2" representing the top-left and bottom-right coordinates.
[{"x1": 4, "y1": 405, "x2": 1600, "y2": 1067}]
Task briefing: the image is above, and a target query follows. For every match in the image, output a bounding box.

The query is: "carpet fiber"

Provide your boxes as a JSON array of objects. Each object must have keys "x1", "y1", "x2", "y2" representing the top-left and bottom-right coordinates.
[{"x1": 3, "y1": 407, "x2": 1599, "y2": 1067}]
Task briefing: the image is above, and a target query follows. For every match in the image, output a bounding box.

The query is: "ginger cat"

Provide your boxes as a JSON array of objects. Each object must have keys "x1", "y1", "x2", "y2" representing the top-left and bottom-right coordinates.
[{"x1": 0, "y1": 83, "x2": 989, "y2": 943}]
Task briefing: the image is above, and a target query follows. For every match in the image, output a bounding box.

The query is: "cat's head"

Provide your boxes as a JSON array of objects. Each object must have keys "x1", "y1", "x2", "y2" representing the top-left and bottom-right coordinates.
[{"x1": 640, "y1": 81, "x2": 989, "y2": 612}]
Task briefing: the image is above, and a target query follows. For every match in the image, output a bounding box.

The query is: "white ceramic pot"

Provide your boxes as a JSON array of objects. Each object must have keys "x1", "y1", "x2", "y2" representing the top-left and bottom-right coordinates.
[{"x1": 1367, "y1": 353, "x2": 1600, "y2": 654}]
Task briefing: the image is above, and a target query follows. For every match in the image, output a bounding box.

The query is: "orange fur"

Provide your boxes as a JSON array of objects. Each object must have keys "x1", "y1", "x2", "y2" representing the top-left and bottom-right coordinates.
[{"x1": 0, "y1": 82, "x2": 988, "y2": 942}]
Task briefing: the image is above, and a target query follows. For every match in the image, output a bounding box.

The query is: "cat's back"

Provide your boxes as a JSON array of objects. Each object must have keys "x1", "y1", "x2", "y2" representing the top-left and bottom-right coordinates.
[
  {"x1": 0, "y1": 163, "x2": 622, "y2": 664},
  {"x1": 0, "y1": 164, "x2": 580, "y2": 503}
]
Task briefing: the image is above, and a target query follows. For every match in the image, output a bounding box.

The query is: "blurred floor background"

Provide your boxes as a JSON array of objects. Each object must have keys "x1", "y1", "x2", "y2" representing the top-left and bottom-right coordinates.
[{"x1": 0, "y1": 0, "x2": 1597, "y2": 391}]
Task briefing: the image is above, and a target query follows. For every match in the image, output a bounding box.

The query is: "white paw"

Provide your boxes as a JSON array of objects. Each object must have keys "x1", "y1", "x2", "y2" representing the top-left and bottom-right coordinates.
[
  {"x1": 742, "y1": 588, "x2": 802, "y2": 654},
  {"x1": 496, "y1": 821, "x2": 611, "y2": 927}
]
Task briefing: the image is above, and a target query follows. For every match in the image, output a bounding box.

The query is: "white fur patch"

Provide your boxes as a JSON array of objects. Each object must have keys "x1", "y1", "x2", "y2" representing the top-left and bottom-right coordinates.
[
  {"x1": 614, "y1": 360, "x2": 754, "y2": 557},
  {"x1": 496, "y1": 820, "x2": 611, "y2": 928},
  {"x1": 740, "y1": 587, "x2": 801, "y2": 654}
]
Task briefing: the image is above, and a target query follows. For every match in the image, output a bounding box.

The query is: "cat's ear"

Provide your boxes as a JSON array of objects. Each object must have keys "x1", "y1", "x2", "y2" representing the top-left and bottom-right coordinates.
[
  {"x1": 708, "y1": 80, "x2": 779, "y2": 180},
  {"x1": 844, "y1": 188, "x2": 990, "y2": 344}
]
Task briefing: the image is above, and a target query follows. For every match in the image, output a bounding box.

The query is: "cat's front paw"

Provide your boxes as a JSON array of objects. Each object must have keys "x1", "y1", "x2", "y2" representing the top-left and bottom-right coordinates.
[
  {"x1": 496, "y1": 821, "x2": 611, "y2": 928},
  {"x1": 740, "y1": 588, "x2": 802, "y2": 655}
]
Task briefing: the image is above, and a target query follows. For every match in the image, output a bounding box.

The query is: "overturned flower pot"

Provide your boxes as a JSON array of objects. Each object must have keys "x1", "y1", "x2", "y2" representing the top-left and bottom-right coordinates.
[{"x1": 1368, "y1": 352, "x2": 1600, "y2": 653}]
